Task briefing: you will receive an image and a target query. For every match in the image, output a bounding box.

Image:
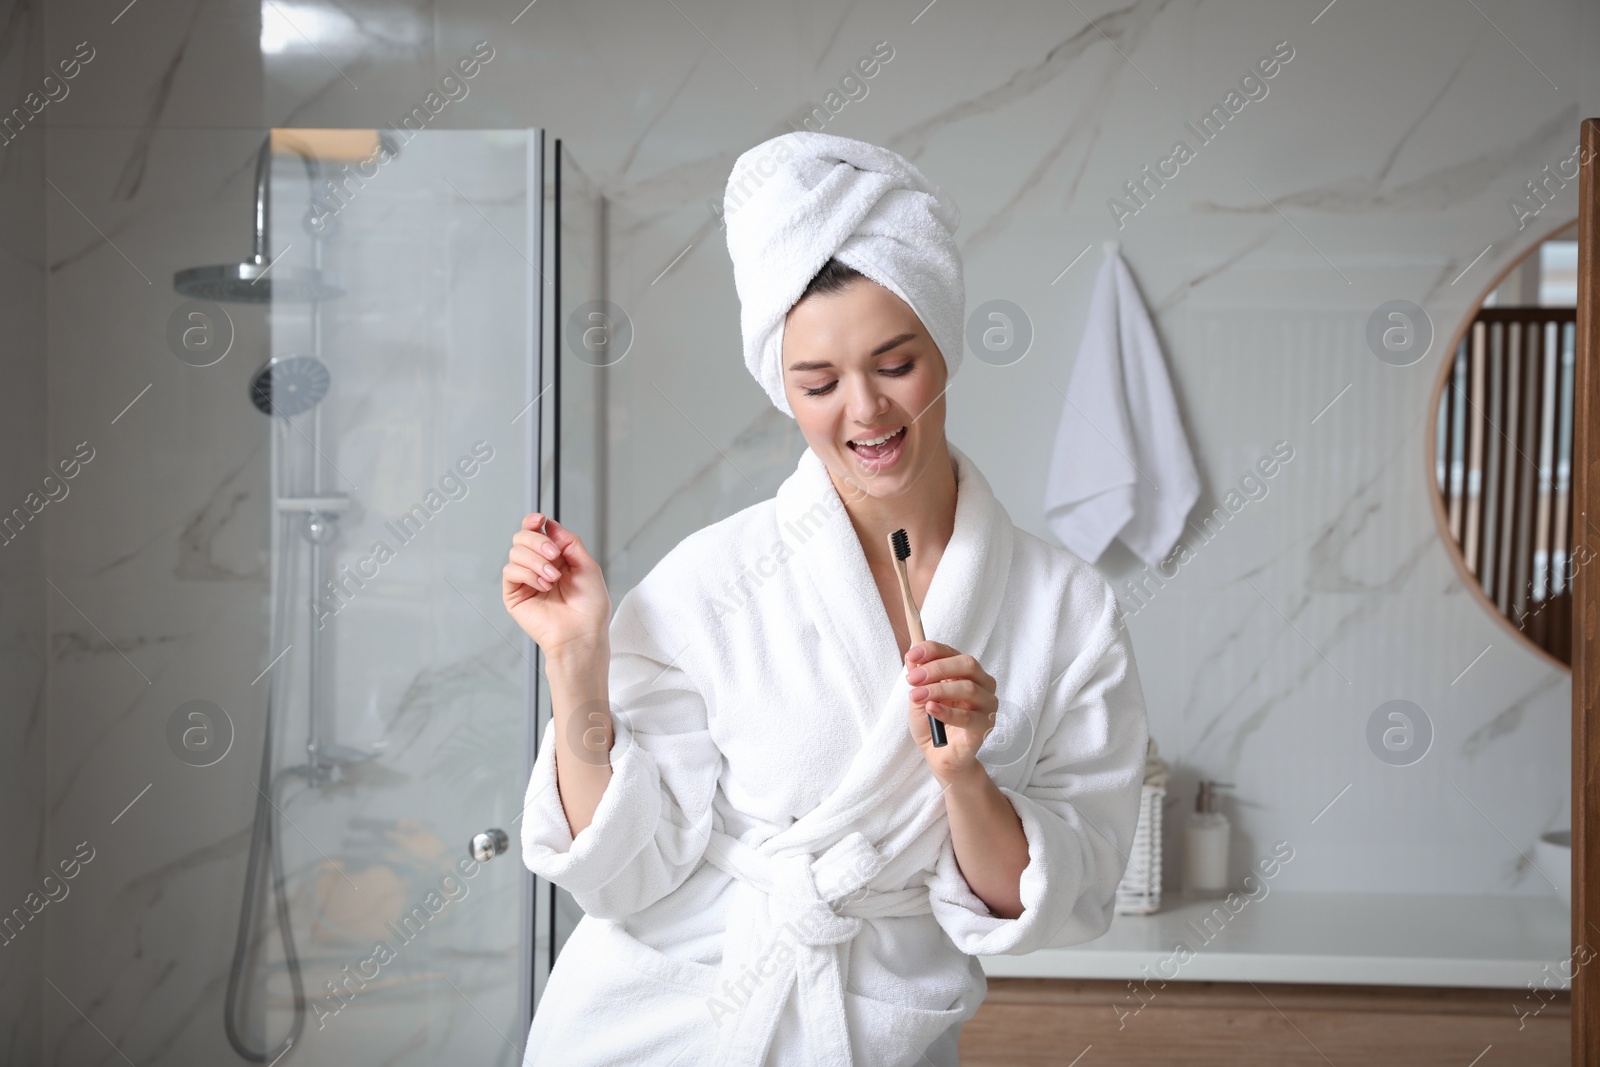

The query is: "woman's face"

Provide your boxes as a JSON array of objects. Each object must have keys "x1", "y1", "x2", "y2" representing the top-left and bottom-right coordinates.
[{"x1": 781, "y1": 276, "x2": 948, "y2": 501}]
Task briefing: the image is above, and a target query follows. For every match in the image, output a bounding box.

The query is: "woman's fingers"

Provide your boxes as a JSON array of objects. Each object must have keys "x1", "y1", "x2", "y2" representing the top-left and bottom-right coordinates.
[
  {"x1": 510, "y1": 544, "x2": 564, "y2": 581},
  {"x1": 922, "y1": 700, "x2": 982, "y2": 730},
  {"x1": 911, "y1": 677, "x2": 990, "y2": 710},
  {"x1": 513, "y1": 529, "x2": 562, "y2": 561},
  {"x1": 905, "y1": 639, "x2": 957, "y2": 665},
  {"x1": 904, "y1": 644, "x2": 1000, "y2": 762},
  {"x1": 544, "y1": 517, "x2": 593, "y2": 567},
  {"x1": 507, "y1": 516, "x2": 591, "y2": 616},
  {"x1": 906, "y1": 649, "x2": 994, "y2": 692},
  {"x1": 504, "y1": 562, "x2": 548, "y2": 595},
  {"x1": 517, "y1": 514, "x2": 594, "y2": 570},
  {"x1": 518, "y1": 513, "x2": 568, "y2": 567},
  {"x1": 907, "y1": 642, "x2": 980, "y2": 681},
  {"x1": 515, "y1": 516, "x2": 562, "y2": 568}
]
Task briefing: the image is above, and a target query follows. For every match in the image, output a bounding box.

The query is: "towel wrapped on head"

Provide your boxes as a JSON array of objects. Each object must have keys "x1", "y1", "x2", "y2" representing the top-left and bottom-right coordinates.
[{"x1": 722, "y1": 131, "x2": 967, "y2": 417}]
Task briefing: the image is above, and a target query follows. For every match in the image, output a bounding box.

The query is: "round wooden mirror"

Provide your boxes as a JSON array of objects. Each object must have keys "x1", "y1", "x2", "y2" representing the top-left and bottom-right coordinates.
[{"x1": 1427, "y1": 218, "x2": 1579, "y2": 670}]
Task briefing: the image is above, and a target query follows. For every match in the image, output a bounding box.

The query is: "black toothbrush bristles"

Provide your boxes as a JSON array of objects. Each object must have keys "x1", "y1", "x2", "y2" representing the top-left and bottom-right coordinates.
[{"x1": 891, "y1": 526, "x2": 947, "y2": 748}]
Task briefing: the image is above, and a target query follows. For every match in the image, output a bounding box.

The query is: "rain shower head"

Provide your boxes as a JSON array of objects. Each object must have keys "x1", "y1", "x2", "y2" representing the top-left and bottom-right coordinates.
[
  {"x1": 250, "y1": 355, "x2": 330, "y2": 416},
  {"x1": 175, "y1": 262, "x2": 343, "y2": 303},
  {"x1": 172, "y1": 133, "x2": 343, "y2": 304}
]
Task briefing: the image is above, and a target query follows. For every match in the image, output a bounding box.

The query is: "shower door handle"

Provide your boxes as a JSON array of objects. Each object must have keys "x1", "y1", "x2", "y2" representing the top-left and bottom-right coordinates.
[{"x1": 470, "y1": 828, "x2": 510, "y2": 862}]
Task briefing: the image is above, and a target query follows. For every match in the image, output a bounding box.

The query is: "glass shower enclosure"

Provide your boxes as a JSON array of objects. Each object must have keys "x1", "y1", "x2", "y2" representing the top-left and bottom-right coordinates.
[{"x1": 183, "y1": 126, "x2": 603, "y2": 1065}]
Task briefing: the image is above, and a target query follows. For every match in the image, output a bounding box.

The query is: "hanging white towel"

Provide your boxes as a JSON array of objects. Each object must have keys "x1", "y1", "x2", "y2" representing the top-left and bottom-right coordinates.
[{"x1": 1044, "y1": 249, "x2": 1198, "y2": 568}]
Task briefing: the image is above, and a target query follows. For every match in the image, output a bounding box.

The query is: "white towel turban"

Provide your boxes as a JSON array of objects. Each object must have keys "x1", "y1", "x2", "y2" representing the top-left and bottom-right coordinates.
[{"x1": 722, "y1": 131, "x2": 966, "y2": 418}]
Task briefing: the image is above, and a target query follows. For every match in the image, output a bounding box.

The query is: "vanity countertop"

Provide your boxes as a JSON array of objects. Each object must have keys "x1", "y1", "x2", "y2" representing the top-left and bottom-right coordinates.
[{"x1": 978, "y1": 890, "x2": 1574, "y2": 989}]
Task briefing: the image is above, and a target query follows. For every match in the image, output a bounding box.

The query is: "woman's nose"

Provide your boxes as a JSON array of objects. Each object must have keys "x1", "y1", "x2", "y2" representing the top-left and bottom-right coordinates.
[{"x1": 844, "y1": 373, "x2": 890, "y2": 421}]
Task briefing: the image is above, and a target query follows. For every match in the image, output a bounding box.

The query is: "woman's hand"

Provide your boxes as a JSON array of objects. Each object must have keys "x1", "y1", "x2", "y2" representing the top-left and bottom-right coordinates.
[
  {"x1": 905, "y1": 640, "x2": 1000, "y2": 787},
  {"x1": 502, "y1": 512, "x2": 611, "y2": 660}
]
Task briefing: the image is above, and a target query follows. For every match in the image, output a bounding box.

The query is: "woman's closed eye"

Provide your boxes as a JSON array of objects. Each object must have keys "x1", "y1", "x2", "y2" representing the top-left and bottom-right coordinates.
[{"x1": 801, "y1": 359, "x2": 916, "y2": 397}]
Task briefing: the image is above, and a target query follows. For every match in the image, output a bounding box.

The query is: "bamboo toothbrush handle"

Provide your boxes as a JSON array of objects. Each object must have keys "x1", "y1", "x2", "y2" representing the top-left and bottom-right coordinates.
[
  {"x1": 890, "y1": 553, "x2": 946, "y2": 746},
  {"x1": 892, "y1": 556, "x2": 926, "y2": 645}
]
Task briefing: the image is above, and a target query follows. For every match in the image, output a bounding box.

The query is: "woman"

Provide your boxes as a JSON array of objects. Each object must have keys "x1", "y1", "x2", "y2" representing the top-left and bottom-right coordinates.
[{"x1": 503, "y1": 132, "x2": 1149, "y2": 1067}]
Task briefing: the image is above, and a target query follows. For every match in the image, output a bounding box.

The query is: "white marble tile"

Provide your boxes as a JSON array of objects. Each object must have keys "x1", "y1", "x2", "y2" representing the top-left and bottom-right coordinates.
[{"x1": 45, "y1": 0, "x2": 264, "y2": 130}]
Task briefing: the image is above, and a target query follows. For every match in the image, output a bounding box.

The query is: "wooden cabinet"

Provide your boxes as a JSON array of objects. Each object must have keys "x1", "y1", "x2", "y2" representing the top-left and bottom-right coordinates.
[{"x1": 960, "y1": 978, "x2": 1569, "y2": 1066}]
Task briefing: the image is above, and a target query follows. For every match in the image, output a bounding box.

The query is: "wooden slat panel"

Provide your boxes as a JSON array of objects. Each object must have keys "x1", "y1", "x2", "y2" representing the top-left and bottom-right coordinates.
[
  {"x1": 1445, "y1": 340, "x2": 1462, "y2": 542},
  {"x1": 1554, "y1": 321, "x2": 1576, "y2": 596},
  {"x1": 1465, "y1": 322, "x2": 1487, "y2": 571},
  {"x1": 1502, "y1": 322, "x2": 1524, "y2": 615},
  {"x1": 1521, "y1": 317, "x2": 1546, "y2": 623},
  {"x1": 1484, "y1": 323, "x2": 1504, "y2": 594},
  {"x1": 1536, "y1": 320, "x2": 1556, "y2": 603},
  {"x1": 1454, "y1": 305, "x2": 1576, "y2": 654}
]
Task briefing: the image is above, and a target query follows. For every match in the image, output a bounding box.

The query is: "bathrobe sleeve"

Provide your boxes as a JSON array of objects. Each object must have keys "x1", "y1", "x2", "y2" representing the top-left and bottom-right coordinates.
[
  {"x1": 926, "y1": 571, "x2": 1149, "y2": 956},
  {"x1": 519, "y1": 574, "x2": 724, "y2": 921}
]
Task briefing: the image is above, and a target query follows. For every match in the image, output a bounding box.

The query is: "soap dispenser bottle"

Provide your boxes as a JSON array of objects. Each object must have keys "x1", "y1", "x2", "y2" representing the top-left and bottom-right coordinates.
[{"x1": 1183, "y1": 780, "x2": 1233, "y2": 897}]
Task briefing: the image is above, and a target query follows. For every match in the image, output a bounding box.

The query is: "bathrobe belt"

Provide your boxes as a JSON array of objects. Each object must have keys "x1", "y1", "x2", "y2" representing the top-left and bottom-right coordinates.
[{"x1": 701, "y1": 827, "x2": 934, "y2": 1067}]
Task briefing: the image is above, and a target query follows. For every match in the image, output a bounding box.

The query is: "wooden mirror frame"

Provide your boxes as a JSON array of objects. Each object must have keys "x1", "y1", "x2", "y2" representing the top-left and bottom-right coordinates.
[
  {"x1": 1574, "y1": 116, "x2": 1600, "y2": 1066},
  {"x1": 1424, "y1": 216, "x2": 1579, "y2": 674}
]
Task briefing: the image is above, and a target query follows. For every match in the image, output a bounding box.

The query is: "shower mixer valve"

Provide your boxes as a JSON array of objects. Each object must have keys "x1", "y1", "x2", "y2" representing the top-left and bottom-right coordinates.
[{"x1": 302, "y1": 510, "x2": 340, "y2": 545}]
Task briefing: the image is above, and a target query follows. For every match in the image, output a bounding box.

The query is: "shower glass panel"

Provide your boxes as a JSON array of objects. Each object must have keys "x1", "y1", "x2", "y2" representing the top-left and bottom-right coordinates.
[
  {"x1": 242, "y1": 127, "x2": 542, "y2": 1066},
  {"x1": 548, "y1": 141, "x2": 607, "y2": 964}
]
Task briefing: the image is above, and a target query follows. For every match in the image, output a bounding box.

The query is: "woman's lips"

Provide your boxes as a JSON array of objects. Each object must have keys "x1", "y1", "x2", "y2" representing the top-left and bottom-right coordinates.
[{"x1": 847, "y1": 426, "x2": 907, "y2": 472}]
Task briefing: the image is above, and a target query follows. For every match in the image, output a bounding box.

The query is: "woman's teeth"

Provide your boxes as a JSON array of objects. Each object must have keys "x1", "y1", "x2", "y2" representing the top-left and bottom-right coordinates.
[
  {"x1": 849, "y1": 427, "x2": 905, "y2": 449},
  {"x1": 847, "y1": 426, "x2": 907, "y2": 468}
]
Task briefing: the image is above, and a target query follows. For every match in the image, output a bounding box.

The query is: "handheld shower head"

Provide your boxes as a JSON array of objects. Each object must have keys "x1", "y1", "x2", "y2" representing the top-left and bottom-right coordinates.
[{"x1": 250, "y1": 355, "x2": 330, "y2": 417}]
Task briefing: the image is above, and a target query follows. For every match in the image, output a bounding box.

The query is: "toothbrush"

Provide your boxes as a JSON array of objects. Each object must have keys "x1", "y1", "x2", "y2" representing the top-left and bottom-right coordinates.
[{"x1": 889, "y1": 528, "x2": 947, "y2": 747}]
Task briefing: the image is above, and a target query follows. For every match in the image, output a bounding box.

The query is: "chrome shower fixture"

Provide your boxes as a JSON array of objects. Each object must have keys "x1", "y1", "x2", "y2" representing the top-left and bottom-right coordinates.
[
  {"x1": 249, "y1": 355, "x2": 331, "y2": 417},
  {"x1": 173, "y1": 134, "x2": 344, "y2": 304}
]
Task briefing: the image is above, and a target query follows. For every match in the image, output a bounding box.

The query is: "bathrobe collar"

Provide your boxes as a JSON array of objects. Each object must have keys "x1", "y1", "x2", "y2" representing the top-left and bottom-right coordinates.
[{"x1": 773, "y1": 440, "x2": 1015, "y2": 736}]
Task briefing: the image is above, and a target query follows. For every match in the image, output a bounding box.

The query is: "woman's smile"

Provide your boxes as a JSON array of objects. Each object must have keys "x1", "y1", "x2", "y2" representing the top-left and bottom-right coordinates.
[{"x1": 846, "y1": 425, "x2": 908, "y2": 472}]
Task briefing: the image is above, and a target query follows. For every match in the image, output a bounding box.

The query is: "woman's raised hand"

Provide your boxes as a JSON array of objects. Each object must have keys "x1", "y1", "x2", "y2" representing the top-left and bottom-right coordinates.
[{"x1": 502, "y1": 513, "x2": 611, "y2": 658}]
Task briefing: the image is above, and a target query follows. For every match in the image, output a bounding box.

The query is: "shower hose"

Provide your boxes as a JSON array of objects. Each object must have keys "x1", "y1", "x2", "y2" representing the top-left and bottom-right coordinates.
[{"x1": 224, "y1": 514, "x2": 307, "y2": 1061}]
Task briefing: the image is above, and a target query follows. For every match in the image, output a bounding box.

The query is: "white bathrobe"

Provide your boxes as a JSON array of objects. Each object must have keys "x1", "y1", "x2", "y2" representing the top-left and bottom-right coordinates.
[{"x1": 520, "y1": 442, "x2": 1149, "y2": 1067}]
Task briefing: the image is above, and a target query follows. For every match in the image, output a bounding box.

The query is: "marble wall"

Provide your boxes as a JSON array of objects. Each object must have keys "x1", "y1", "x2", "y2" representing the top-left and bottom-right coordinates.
[
  {"x1": 24, "y1": 0, "x2": 1600, "y2": 1062},
  {"x1": 0, "y1": 0, "x2": 47, "y2": 1060}
]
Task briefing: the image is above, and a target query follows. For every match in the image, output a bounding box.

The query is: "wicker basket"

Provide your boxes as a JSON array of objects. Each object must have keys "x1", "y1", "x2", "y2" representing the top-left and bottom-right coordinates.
[
  {"x1": 1115, "y1": 782, "x2": 1165, "y2": 914},
  {"x1": 1115, "y1": 737, "x2": 1169, "y2": 915}
]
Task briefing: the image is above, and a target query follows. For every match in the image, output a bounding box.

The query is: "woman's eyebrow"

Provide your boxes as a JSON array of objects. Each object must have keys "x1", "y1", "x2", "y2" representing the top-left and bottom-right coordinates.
[
  {"x1": 787, "y1": 332, "x2": 917, "y2": 373},
  {"x1": 870, "y1": 332, "x2": 916, "y2": 357}
]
